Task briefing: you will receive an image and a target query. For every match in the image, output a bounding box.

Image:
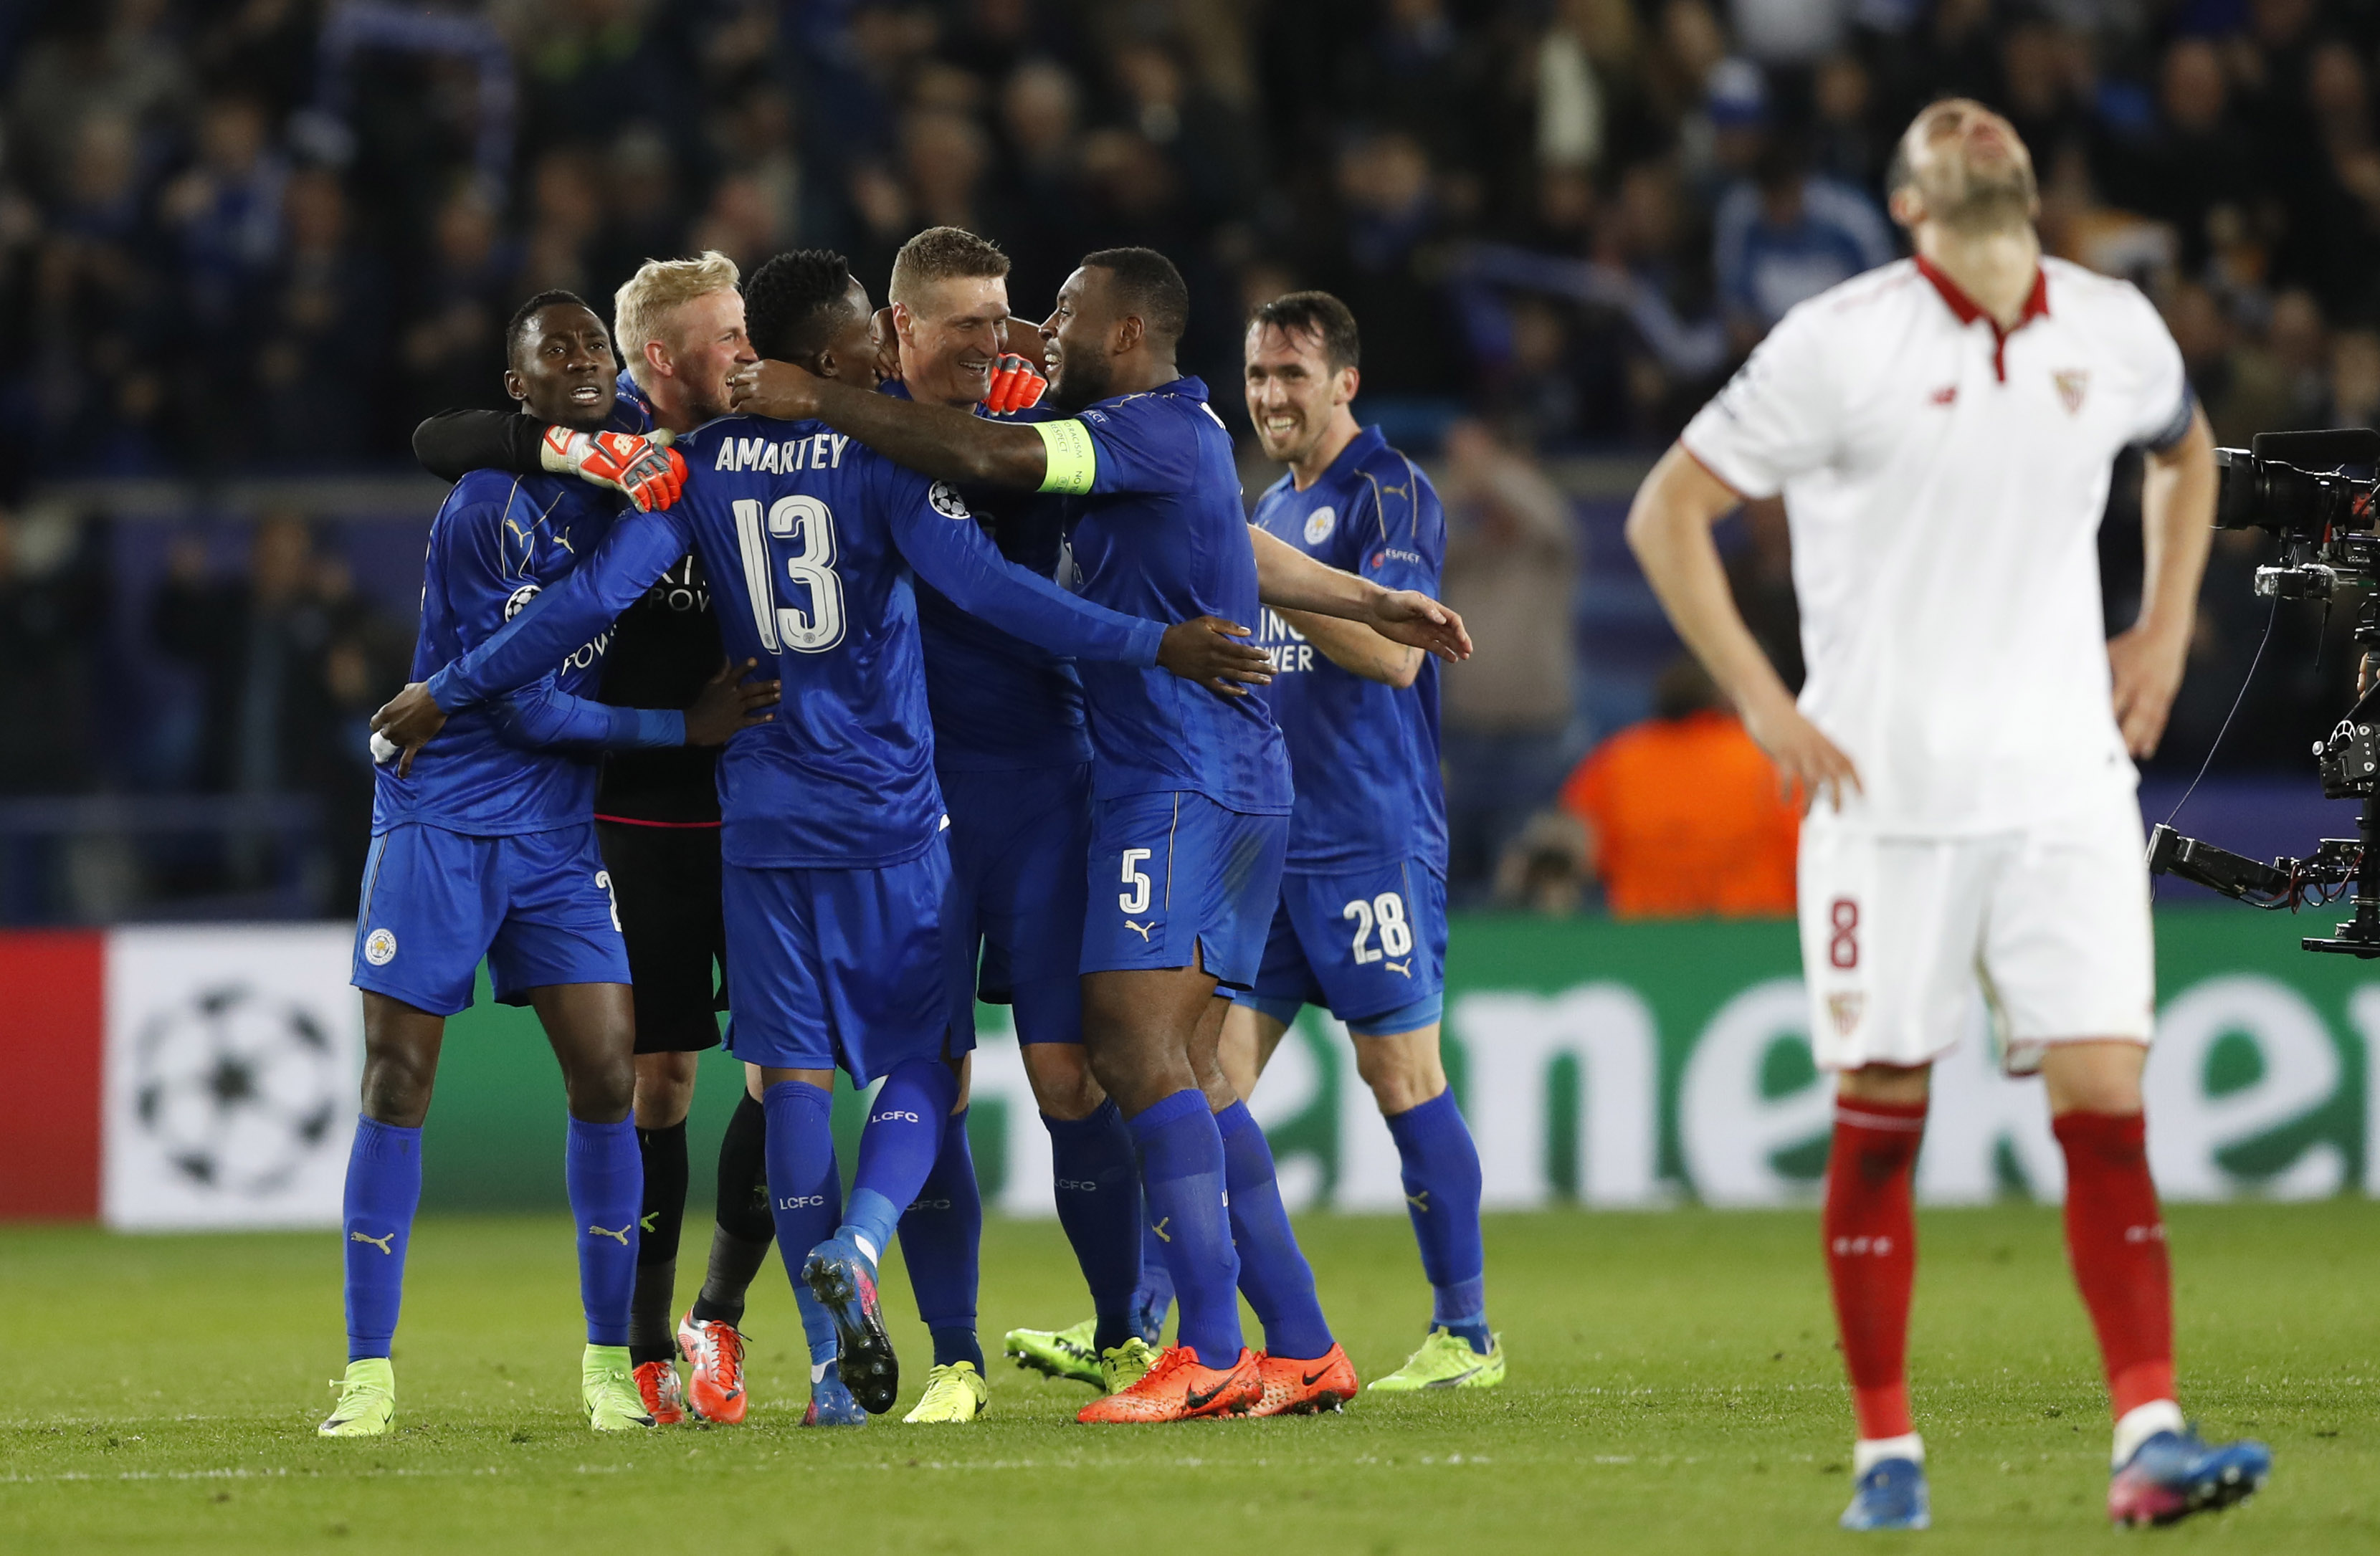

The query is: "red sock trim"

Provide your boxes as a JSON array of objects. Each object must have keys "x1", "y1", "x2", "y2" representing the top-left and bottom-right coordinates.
[
  {"x1": 2111, "y1": 1360, "x2": 2177, "y2": 1418},
  {"x1": 1852, "y1": 1382, "x2": 1913, "y2": 1442}
]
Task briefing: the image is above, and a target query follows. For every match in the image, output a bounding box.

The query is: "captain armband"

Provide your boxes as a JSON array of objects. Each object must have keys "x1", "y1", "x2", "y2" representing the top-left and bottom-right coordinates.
[{"x1": 1033, "y1": 419, "x2": 1098, "y2": 495}]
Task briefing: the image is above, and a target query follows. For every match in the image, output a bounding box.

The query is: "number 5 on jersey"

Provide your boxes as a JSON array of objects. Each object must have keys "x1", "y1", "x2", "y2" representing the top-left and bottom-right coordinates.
[{"x1": 733, "y1": 495, "x2": 844, "y2": 652}]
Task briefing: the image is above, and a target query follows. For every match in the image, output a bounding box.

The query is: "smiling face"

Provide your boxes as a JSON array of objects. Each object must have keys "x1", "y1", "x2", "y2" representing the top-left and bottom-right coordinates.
[
  {"x1": 1893, "y1": 98, "x2": 2039, "y2": 234},
  {"x1": 1041, "y1": 267, "x2": 1121, "y2": 410},
  {"x1": 898, "y1": 273, "x2": 1012, "y2": 408},
  {"x1": 1244, "y1": 320, "x2": 1356, "y2": 467},
  {"x1": 654, "y1": 288, "x2": 754, "y2": 424},
  {"x1": 507, "y1": 303, "x2": 618, "y2": 429},
  {"x1": 814, "y1": 277, "x2": 882, "y2": 387}
]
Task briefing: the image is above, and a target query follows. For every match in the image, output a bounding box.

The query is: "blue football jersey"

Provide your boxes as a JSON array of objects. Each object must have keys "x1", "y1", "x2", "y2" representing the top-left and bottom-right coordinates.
[
  {"x1": 424, "y1": 415, "x2": 1167, "y2": 871},
  {"x1": 889, "y1": 386, "x2": 1092, "y2": 771},
  {"x1": 1047, "y1": 376, "x2": 1293, "y2": 815},
  {"x1": 373, "y1": 470, "x2": 680, "y2": 836},
  {"x1": 1248, "y1": 426, "x2": 1448, "y2": 869}
]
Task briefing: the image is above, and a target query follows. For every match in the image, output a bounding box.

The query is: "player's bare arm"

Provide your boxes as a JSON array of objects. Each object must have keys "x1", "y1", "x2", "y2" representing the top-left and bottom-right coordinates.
[
  {"x1": 1625, "y1": 443, "x2": 1862, "y2": 811},
  {"x1": 1247, "y1": 525, "x2": 1471, "y2": 662},
  {"x1": 1273, "y1": 604, "x2": 1424, "y2": 687},
  {"x1": 2110, "y1": 406, "x2": 2217, "y2": 758},
  {"x1": 727, "y1": 358, "x2": 1050, "y2": 489}
]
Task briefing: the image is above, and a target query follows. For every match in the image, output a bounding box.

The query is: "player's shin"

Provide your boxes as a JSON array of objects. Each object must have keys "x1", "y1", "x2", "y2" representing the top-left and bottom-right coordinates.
[
  {"x1": 1214, "y1": 1102, "x2": 1333, "y2": 1360},
  {"x1": 342, "y1": 1118, "x2": 424, "y2": 1362},
  {"x1": 841, "y1": 1059, "x2": 961, "y2": 1266},
  {"x1": 761, "y1": 1081, "x2": 849, "y2": 1391},
  {"x1": 1823, "y1": 1099, "x2": 1926, "y2": 1450},
  {"x1": 631, "y1": 1121, "x2": 688, "y2": 1367},
  {"x1": 898, "y1": 1104, "x2": 986, "y2": 1373},
  {"x1": 2052, "y1": 1109, "x2": 2181, "y2": 1457},
  {"x1": 1126, "y1": 1090, "x2": 1244, "y2": 1368},
  {"x1": 567, "y1": 1117, "x2": 642, "y2": 1347},
  {"x1": 1135, "y1": 1195, "x2": 1176, "y2": 1344},
  {"x1": 692, "y1": 1090, "x2": 774, "y2": 1327},
  {"x1": 1384, "y1": 1089, "x2": 1490, "y2": 1350},
  {"x1": 1044, "y1": 1100, "x2": 1146, "y2": 1349}
]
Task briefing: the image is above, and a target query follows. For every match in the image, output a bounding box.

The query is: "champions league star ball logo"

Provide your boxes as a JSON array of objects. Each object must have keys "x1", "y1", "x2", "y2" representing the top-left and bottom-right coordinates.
[
  {"x1": 504, "y1": 583, "x2": 542, "y2": 620},
  {"x1": 928, "y1": 482, "x2": 972, "y2": 520},
  {"x1": 131, "y1": 983, "x2": 345, "y2": 1197}
]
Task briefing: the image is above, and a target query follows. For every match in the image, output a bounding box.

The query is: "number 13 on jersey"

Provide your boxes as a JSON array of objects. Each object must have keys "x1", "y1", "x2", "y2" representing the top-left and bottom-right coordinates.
[{"x1": 733, "y1": 495, "x2": 845, "y2": 652}]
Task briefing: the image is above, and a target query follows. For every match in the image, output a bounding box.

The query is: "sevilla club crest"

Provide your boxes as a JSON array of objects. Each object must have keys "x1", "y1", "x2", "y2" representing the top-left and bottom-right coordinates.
[{"x1": 2052, "y1": 369, "x2": 2090, "y2": 415}]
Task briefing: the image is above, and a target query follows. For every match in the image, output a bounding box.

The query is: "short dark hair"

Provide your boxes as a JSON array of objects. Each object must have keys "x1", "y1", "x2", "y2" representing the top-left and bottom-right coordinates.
[
  {"x1": 743, "y1": 249, "x2": 857, "y2": 362},
  {"x1": 1081, "y1": 246, "x2": 1189, "y2": 351},
  {"x1": 505, "y1": 288, "x2": 599, "y2": 368},
  {"x1": 1249, "y1": 290, "x2": 1361, "y2": 373},
  {"x1": 890, "y1": 226, "x2": 1010, "y2": 305}
]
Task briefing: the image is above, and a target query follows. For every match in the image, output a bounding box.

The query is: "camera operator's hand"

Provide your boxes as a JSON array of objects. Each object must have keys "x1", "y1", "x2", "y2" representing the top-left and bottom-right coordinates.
[
  {"x1": 1740, "y1": 685, "x2": 1862, "y2": 813},
  {"x1": 2108, "y1": 619, "x2": 2190, "y2": 758}
]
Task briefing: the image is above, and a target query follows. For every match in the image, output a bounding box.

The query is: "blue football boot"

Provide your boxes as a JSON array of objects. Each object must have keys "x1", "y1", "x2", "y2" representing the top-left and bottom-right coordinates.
[
  {"x1": 1839, "y1": 1457, "x2": 1931, "y2": 1531},
  {"x1": 801, "y1": 1235, "x2": 899, "y2": 1415},
  {"x1": 2108, "y1": 1428, "x2": 2270, "y2": 1527},
  {"x1": 800, "y1": 1361, "x2": 869, "y2": 1427}
]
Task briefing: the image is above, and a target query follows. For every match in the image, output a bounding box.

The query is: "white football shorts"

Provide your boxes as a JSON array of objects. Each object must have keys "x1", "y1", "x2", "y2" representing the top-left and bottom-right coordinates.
[{"x1": 1796, "y1": 789, "x2": 2154, "y2": 1073}]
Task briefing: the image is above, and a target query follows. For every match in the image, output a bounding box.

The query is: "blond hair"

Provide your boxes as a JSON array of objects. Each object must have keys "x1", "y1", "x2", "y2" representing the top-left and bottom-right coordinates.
[
  {"x1": 888, "y1": 226, "x2": 1010, "y2": 308},
  {"x1": 614, "y1": 250, "x2": 741, "y2": 391}
]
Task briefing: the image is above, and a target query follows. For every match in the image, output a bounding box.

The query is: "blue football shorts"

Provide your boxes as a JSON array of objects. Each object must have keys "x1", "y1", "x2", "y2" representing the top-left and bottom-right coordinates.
[
  {"x1": 1233, "y1": 857, "x2": 1449, "y2": 1035},
  {"x1": 1080, "y1": 791, "x2": 1287, "y2": 991},
  {"x1": 352, "y1": 821, "x2": 631, "y2": 1017},
  {"x1": 941, "y1": 762, "x2": 1092, "y2": 1046},
  {"x1": 720, "y1": 831, "x2": 968, "y2": 1086}
]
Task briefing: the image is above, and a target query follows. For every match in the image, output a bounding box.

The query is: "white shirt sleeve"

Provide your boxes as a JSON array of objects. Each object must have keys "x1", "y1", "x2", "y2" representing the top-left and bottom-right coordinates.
[
  {"x1": 2111, "y1": 282, "x2": 2194, "y2": 450},
  {"x1": 1678, "y1": 302, "x2": 1842, "y2": 499}
]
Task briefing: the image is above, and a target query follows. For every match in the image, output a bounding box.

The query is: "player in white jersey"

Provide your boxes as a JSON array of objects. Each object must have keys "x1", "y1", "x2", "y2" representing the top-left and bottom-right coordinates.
[{"x1": 1627, "y1": 99, "x2": 2270, "y2": 1531}]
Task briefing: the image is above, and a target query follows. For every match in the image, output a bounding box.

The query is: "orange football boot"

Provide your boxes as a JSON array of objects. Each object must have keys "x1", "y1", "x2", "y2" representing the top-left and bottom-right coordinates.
[
  {"x1": 1076, "y1": 1344, "x2": 1262, "y2": 1423},
  {"x1": 677, "y1": 1311, "x2": 749, "y2": 1425},
  {"x1": 1246, "y1": 1344, "x2": 1359, "y2": 1417},
  {"x1": 632, "y1": 1359, "x2": 687, "y2": 1425}
]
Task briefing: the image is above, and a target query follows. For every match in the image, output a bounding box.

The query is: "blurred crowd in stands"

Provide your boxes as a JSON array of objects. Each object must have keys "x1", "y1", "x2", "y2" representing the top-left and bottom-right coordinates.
[{"x1": 2, "y1": 0, "x2": 2379, "y2": 920}]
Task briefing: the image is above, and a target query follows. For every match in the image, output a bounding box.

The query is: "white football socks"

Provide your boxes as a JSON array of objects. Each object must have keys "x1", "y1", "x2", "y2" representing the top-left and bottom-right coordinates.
[
  {"x1": 1854, "y1": 1433, "x2": 1924, "y2": 1474},
  {"x1": 2113, "y1": 1399, "x2": 2186, "y2": 1468}
]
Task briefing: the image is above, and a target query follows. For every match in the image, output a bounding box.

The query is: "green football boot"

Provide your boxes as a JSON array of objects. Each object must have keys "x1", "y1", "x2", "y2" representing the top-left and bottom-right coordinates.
[
  {"x1": 902, "y1": 1360, "x2": 991, "y2": 1423},
  {"x1": 318, "y1": 1357, "x2": 396, "y2": 1437},
  {"x1": 1003, "y1": 1317, "x2": 1103, "y2": 1387},
  {"x1": 583, "y1": 1344, "x2": 658, "y2": 1431},
  {"x1": 1368, "y1": 1328, "x2": 1505, "y2": 1392},
  {"x1": 1097, "y1": 1336, "x2": 1158, "y2": 1395}
]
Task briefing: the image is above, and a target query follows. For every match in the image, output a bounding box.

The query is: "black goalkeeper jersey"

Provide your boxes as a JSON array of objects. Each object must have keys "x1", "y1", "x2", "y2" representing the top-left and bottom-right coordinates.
[{"x1": 595, "y1": 550, "x2": 723, "y2": 824}]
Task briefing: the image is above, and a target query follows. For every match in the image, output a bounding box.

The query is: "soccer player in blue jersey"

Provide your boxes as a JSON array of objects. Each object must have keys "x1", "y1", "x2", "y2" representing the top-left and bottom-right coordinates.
[
  {"x1": 320, "y1": 292, "x2": 774, "y2": 1439},
  {"x1": 1224, "y1": 292, "x2": 1501, "y2": 1391},
  {"x1": 371, "y1": 250, "x2": 1276, "y2": 1422},
  {"x1": 725, "y1": 247, "x2": 1472, "y2": 1422}
]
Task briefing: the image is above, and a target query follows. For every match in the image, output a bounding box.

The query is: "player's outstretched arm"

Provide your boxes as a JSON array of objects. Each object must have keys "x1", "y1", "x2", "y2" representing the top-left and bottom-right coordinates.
[
  {"x1": 2110, "y1": 405, "x2": 2216, "y2": 758},
  {"x1": 371, "y1": 511, "x2": 691, "y2": 770},
  {"x1": 891, "y1": 483, "x2": 1272, "y2": 694},
  {"x1": 1626, "y1": 442, "x2": 1861, "y2": 812},
  {"x1": 412, "y1": 412, "x2": 685, "y2": 512},
  {"x1": 728, "y1": 359, "x2": 1051, "y2": 490},
  {"x1": 490, "y1": 677, "x2": 690, "y2": 753},
  {"x1": 1248, "y1": 525, "x2": 1472, "y2": 663},
  {"x1": 414, "y1": 410, "x2": 544, "y2": 481}
]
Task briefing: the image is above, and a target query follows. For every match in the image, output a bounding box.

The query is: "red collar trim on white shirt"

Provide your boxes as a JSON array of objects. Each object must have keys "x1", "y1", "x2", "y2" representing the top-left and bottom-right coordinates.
[{"x1": 1915, "y1": 256, "x2": 2049, "y2": 383}]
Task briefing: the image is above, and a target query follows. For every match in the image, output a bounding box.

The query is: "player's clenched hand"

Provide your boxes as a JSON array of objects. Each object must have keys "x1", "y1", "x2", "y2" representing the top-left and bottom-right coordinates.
[
  {"x1": 1366, "y1": 590, "x2": 1472, "y2": 661},
  {"x1": 541, "y1": 428, "x2": 687, "y2": 512},
  {"x1": 872, "y1": 307, "x2": 903, "y2": 386},
  {"x1": 1156, "y1": 615, "x2": 1275, "y2": 696},
  {"x1": 728, "y1": 358, "x2": 824, "y2": 420},
  {"x1": 1741, "y1": 694, "x2": 1862, "y2": 813},
  {"x1": 370, "y1": 683, "x2": 448, "y2": 778},
  {"x1": 2108, "y1": 621, "x2": 2189, "y2": 758},
  {"x1": 684, "y1": 657, "x2": 780, "y2": 746}
]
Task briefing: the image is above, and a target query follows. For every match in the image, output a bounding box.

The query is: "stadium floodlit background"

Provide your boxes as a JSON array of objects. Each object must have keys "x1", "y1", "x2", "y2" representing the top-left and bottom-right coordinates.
[{"x1": 0, "y1": 1, "x2": 2376, "y2": 1552}]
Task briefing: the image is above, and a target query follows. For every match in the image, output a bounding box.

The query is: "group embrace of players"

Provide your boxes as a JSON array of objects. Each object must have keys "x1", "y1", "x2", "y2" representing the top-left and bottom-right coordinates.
[
  {"x1": 330, "y1": 223, "x2": 1495, "y2": 1439},
  {"x1": 323, "y1": 94, "x2": 2278, "y2": 1533}
]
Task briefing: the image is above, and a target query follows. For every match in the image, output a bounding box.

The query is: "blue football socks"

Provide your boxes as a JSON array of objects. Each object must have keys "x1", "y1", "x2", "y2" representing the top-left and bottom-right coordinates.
[
  {"x1": 841, "y1": 1058, "x2": 960, "y2": 1270},
  {"x1": 1135, "y1": 1190, "x2": 1177, "y2": 1342},
  {"x1": 1214, "y1": 1100, "x2": 1334, "y2": 1360},
  {"x1": 762, "y1": 1079, "x2": 844, "y2": 1370},
  {"x1": 1044, "y1": 1099, "x2": 1146, "y2": 1354},
  {"x1": 1384, "y1": 1088, "x2": 1491, "y2": 1352},
  {"x1": 898, "y1": 1104, "x2": 986, "y2": 1373},
  {"x1": 1127, "y1": 1089, "x2": 1242, "y2": 1368},
  {"x1": 341, "y1": 1117, "x2": 422, "y2": 1362},
  {"x1": 565, "y1": 1116, "x2": 642, "y2": 1347}
]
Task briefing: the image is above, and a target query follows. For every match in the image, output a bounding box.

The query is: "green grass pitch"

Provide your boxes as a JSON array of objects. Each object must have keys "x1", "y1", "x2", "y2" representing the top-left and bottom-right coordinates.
[{"x1": 3, "y1": 1203, "x2": 2375, "y2": 1555}]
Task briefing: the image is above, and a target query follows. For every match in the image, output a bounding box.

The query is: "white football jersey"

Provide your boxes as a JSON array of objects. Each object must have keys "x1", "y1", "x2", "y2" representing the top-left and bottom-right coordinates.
[{"x1": 1681, "y1": 256, "x2": 2193, "y2": 836}]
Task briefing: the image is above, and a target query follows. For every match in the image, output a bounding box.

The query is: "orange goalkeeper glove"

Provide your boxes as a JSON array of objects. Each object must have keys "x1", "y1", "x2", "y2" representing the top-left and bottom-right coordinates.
[
  {"x1": 540, "y1": 427, "x2": 687, "y2": 512},
  {"x1": 981, "y1": 354, "x2": 1048, "y2": 415}
]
